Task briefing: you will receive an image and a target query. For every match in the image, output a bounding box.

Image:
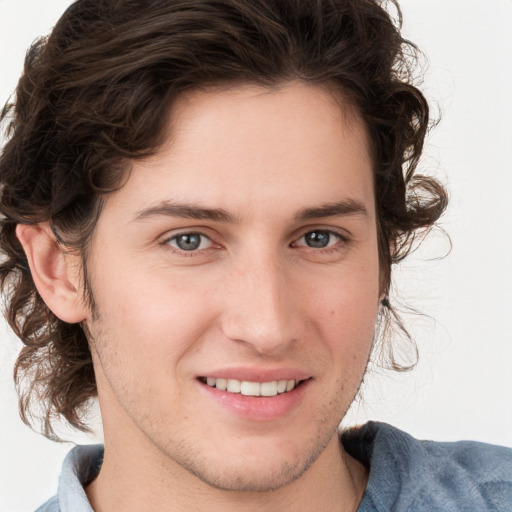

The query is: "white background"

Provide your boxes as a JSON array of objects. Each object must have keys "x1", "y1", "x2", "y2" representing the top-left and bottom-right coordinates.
[{"x1": 1, "y1": 1, "x2": 511, "y2": 510}]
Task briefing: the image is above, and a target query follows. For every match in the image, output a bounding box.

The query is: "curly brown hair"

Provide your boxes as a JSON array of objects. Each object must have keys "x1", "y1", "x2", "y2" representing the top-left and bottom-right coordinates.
[{"x1": 0, "y1": 0, "x2": 447, "y2": 438}]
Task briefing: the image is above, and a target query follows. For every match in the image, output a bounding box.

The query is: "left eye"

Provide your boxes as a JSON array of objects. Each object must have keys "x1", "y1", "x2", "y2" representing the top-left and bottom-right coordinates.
[
  {"x1": 167, "y1": 233, "x2": 212, "y2": 251},
  {"x1": 295, "y1": 230, "x2": 341, "y2": 249}
]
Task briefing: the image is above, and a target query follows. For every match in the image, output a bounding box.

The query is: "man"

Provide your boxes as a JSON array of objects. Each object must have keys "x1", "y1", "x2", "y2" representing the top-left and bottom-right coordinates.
[{"x1": 0, "y1": 0, "x2": 510, "y2": 511}]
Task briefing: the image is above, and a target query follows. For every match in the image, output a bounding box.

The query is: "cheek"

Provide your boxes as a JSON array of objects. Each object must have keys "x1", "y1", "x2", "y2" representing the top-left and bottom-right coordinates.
[
  {"x1": 305, "y1": 262, "x2": 380, "y2": 357},
  {"x1": 91, "y1": 266, "x2": 222, "y2": 368}
]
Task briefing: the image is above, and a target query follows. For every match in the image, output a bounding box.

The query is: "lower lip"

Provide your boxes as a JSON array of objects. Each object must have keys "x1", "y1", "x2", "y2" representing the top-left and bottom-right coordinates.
[{"x1": 198, "y1": 379, "x2": 310, "y2": 422}]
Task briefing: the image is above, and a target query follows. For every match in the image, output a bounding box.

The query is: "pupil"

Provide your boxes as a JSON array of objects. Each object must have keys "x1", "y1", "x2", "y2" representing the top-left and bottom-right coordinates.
[
  {"x1": 306, "y1": 231, "x2": 330, "y2": 248},
  {"x1": 176, "y1": 233, "x2": 201, "y2": 251}
]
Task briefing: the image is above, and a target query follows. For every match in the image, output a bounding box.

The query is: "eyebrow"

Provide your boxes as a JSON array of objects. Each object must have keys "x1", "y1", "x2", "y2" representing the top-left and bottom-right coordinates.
[
  {"x1": 295, "y1": 199, "x2": 368, "y2": 221},
  {"x1": 134, "y1": 202, "x2": 237, "y2": 223},
  {"x1": 133, "y1": 198, "x2": 368, "y2": 223}
]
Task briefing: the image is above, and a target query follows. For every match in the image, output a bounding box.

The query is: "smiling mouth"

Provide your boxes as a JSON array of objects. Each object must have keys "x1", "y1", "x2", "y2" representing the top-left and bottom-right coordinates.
[{"x1": 198, "y1": 377, "x2": 308, "y2": 397}]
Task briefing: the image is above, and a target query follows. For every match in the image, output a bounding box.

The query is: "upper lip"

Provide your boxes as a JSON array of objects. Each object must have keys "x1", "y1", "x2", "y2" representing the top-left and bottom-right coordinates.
[{"x1": 199, "y1": 367, "x2": 311, "y2": 383}]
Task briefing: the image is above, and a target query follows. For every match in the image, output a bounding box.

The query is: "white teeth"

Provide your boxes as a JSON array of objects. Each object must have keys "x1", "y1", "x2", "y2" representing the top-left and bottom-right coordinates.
[
  {"x1": 260, "y1": 381, "x2": 278, "y2": 396},
  {"x1": 204, "y1": 377, "x2": 299, "y2": 396},
  {"x1": 241, "y1": 381, "x2": 260, "y2": 396},
  {"x1": 216, "y1": 378, "x2": 227, "y2": 391},
  {"x1": 277, "y1": 380, "x2": 287, "y2": 393},
  {"x1": 227, "y1": 379, "x2": 241, "y2": 393}
]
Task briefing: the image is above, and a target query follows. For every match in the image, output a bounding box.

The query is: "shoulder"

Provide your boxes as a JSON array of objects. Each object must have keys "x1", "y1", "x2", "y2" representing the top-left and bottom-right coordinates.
[
  {"x1": 342, "y1": 422, "x2": 512, "y2": 512},
  {"x1": 34, "y1": 495, "x2": 60, "y2": 512},
  {"x1": 33, "y1": 444, "x2": 103, "y2": 512}
]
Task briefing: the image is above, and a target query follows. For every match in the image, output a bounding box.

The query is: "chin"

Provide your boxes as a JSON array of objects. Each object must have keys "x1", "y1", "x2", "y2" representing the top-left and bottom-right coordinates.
[
  {"x1": 184, "y1": 457, "x2": 311, "y2": 493},
  {"x1": 169, "y1": 433, "x2": 328, "y2": 493}
]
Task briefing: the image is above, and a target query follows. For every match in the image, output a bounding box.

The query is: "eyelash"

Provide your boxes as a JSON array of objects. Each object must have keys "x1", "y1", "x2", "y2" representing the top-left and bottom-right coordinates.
[
  {"x1": 164, "y1": 232, "x2": 215, "y2": 254},
  {"x1": 162, "y1": 228, "x2": 350, "y2": 256},
  {"x1": 291, "y1": 229, "x2": 348, "y2": 252}
]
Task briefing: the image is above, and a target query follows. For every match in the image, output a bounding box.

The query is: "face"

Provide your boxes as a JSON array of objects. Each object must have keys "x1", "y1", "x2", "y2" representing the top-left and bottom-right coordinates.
[{"x1": 84, "y1": 83, "x2": 380, "y2": 492}]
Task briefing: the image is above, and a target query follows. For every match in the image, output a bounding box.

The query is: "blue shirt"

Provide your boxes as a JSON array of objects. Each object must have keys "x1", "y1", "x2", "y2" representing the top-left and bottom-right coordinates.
[{"x1": 35, "y1": 422, "x2": 512, "y2": 511}]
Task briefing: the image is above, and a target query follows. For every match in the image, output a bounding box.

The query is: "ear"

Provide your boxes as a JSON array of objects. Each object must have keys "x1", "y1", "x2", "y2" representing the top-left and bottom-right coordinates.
[{"x1": 16, "y1": 223, "x2": 88, "y2": 323}]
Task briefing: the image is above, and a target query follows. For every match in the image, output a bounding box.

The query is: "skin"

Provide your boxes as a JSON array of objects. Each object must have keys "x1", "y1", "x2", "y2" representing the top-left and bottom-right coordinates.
[{"x1": 19, "y1": 82, "x2": 381, "y2": 511}]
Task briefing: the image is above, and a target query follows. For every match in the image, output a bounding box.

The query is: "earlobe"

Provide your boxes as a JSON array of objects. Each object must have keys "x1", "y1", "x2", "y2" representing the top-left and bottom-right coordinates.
[{"x1": 15, "y1": 223, "x2": 88, "y2": 323}]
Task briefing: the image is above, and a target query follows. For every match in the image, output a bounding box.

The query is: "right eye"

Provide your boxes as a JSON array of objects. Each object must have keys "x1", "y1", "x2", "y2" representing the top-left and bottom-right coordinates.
[
  {"x1": 295, "y1": 230, "x2": 341, "y2": 249},
  {"x1": 166, "y1": 232, "x2": 213, "y2": 252}
]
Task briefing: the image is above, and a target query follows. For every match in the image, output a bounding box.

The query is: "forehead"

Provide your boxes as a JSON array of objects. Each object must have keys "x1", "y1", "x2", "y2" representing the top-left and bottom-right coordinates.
[{"x1": 105, "y1": 82, "x2": 375, "y2": 221}]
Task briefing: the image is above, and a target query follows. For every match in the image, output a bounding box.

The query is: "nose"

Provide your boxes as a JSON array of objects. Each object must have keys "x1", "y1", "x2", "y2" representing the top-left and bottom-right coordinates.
[{"x1": 220, "y1": 251, "x2": 304, "y2": 355}]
